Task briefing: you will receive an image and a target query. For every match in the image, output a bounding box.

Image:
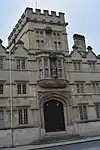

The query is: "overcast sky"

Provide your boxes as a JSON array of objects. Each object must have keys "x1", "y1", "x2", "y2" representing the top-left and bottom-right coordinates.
[{"x1": 0, "y1": 0, "x2": 100, "y2": 54}]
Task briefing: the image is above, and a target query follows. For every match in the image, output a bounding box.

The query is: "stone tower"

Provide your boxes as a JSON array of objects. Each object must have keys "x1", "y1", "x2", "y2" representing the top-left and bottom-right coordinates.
[{"x1": 8, "y1": 8, "x2": 69, "y2": 55}]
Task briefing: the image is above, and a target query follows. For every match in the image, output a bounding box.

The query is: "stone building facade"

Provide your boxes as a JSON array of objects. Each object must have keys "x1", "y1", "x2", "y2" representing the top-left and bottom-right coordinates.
[{"x1": 0, "y1": 7, "x2": 100, "y2": 137}]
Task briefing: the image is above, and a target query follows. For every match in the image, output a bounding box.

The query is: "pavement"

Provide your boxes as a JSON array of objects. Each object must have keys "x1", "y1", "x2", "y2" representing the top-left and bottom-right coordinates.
[
  {"x1": 1, "y1": 135, "x2": 100, "y2": 150},
  {"x1": 31, "y1": 133, "x2": 83, "y2": 145},
  {"x1": 36, "y1": 140, "x2": 100, "y2": 150}
]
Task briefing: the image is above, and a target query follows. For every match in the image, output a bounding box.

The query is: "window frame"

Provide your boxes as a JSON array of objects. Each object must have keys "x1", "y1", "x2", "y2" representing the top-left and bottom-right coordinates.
[
  {"x1": 41, "y1": 40, "x2": 44, "y2": 48},
  {"x1": 58, "y1": 42, "x2": 61, "y2": 49},
  {"x1": 36, "y1": 40, "x2": 40, "y2": 49},
  {"x1": 38, "y1": 57, "x2": 64, "y2": 79},
  {"x1": 95, "y1": 103, "x2": 100, "y2": 119},
  {"x1": 18, "y1": 108, "x2": 28, "y2": 125},
  {"x1": 36, "y1": 30, "x2": 39, "y2": 37},
  {"x1": 73, "y1": 60, "x2": 81, "y2": 71},
  {"x1": 76, "y1": 82, "x2": 85, "y2": 93},
  {"x1": 0, "y1": 58, "x2": 3, "y2": 70},
  {"x1": 16, "y1": 58, "x2": 26, "y2": 70},
  {"x1": 88, "y1": 61, "x2": 96, "y2": 72},
  {"x1": 40, "y1": 31, "x2": 43, "y2": 35},
  {"x1": 54, "y1": 41, "x2": 57, "y2": 50},
  {"x1": 38, "y1": 59, "x2": 43, "y2": 79},
  {"x1": 79, "y1": 104, "x2": 88, "y2": 120},
  {"x1": 57, "y1": 59, "x2": 62, "y2": 78},
  {"x1": 44, "y1": 58, "x2": 49, "y2": 78},
  {"x1": 0, "y1": 110, "x2": 4, "y2": 121},
  {"x1": 17, "y1": 83, "x2": 27, "y2": 95},
  {"x1": 0, "y1": 84, "x2": 4, "y2": 95},
  {"x1": 92, "y1": 82, "x2": 100, "y2": 93}
]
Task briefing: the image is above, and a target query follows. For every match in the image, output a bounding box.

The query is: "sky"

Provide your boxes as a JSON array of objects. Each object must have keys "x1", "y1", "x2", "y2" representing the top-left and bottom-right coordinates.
[{"x1": 0, "y1": 0, "x2": 100, "y2": 54}]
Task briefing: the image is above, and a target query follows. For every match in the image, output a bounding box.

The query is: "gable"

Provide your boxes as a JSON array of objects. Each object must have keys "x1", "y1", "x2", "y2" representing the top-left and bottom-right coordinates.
[
  {"x1": 86, "y1": 50, "x2": 96, "y2": 60},
  {"x1": 12, "y1": 44, "x2": 28, "y2": 57},
  {"x1": 0, "y1": 44, "x2": 6, "y2": 56},
  {"x1": 71, "y1": 50, "x2": 82, "y2": 59}
]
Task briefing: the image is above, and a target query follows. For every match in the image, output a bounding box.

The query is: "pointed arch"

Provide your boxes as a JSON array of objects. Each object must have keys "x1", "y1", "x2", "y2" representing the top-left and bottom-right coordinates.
[{"x1": 39, "y1": 92, "x2": 69, "y2": 107}]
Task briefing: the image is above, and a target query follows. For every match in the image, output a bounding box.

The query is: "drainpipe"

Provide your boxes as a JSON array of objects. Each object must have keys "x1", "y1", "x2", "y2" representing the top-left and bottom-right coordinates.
[{"x1": 9, "y1": 50, "x2": 14, "y2": 147}]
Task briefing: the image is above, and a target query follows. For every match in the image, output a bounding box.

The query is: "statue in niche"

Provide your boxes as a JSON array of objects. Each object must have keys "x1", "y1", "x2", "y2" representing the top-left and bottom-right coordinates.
[{"x1": 51, "y1": 60, "x2": 57, "y2": 77}]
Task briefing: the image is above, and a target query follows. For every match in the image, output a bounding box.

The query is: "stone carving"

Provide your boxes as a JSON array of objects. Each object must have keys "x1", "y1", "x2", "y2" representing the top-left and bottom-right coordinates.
[{"x1": 38, "y1": 91, "x2": 71, "y2": 106}]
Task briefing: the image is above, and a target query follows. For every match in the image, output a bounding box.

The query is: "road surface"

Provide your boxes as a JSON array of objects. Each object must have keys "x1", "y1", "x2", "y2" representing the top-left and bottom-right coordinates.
[{"x1": 38, "y1": 140, "x2": 100, "y2": 150}]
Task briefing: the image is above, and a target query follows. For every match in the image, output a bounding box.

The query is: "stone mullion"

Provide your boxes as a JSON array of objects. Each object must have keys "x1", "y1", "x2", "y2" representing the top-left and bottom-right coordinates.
[
  {"x1": 48, "y1": 59, "x2": 51, "y2": 78},
  {"x1": 42, "y1": 58, "x2": 44, "y2": 79},
  {"x1": 61, "y1": 59, "x2": 65, "y2": 79}
]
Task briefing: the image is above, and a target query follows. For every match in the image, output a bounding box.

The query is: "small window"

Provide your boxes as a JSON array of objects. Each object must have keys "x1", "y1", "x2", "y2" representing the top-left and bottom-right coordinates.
[
  {"x1": 53, "y1": 32, "x2": 56, "y2": 37},
  {"x1": 92, "y1": 83, "x2": 100, "y2": 93},
  {"x1": 36, "y1": 31, "x2": 39, "y2": 34},
  {"x1": 17, "y1": 83, "x2": 26, "y2": 95},
  {"x1": 0, "y1": 59, "x2": 3, "y2": 70},
  {"x1": 18, "y1": 109, "x2": 23, "y2": 125},
  {"x1": 95, "y1": 104, "x2": 100, "y2": 118},
  {"x1": 57, "y1": 59, "x2": 62, "y2": 78},
  {"x1": 16, "y1": 59, "x2": 26, "y2": 70},
  {"x1": 16, "y1": 59, "x2": 20, "y2": 69},
  {"x1": 54, "y1": 41, "x2": 57, "y2": 50},
  {"x1": 79, "y1": 104, "x2": 88, "y2": 120},
  {"x1": 57, "y1": 33, "x2": 60, "y2": 36},
  {"x1": 44, "y1": 59, "x2": 48, "y2": 68},
  {"x1": 17, "y1": 84, "x2": 21, "y2": 94},
  {"x1": 73, "y1": 61, "x2": 81, "y2": 71},
  {"x1": 0, "y1": 84, "x2": 3, "y2": 94},
  {"x1": 88, "y1": 62, "x2": 96, "y2": 72},
  {"x1": 44, "y1": 59, "x2": 48, "y2": 77},
  {"x1": 40, "y1": 31, "x2": 43, "y2": 35},
  {"x1": 18, "y1": 109, "x2": 28, "y2": 125},
  {"x1": 24, "y1": 109, "x2": 28, "y2": 124},
  {"x1": 21, "y1": 59, "x2": 25, "y2": 70},
  {"x1": 36, "y1": 40, "x2": 40, "y2": 49},
  {"x1": 76, "y1": 83, "x2": 84, "y2": 93},
  {"x1": 58, "y1": 42, "x2": 61, "y2": 49},
  {"x1": 76, "y1": 84, "x2": 80, "y2": 93},
  {"x1": 41, "y1": 40, "x2": 44, "y2": 48},
  {"x1": 36, "y1": 31, "x2": 39, "y2": 37},
  {"x1": 0, "y1": 110, "x2": 4, "y2": 128},
  {"x1": 39, "y1": 59, "x2": 43, "y2": 79},
  {"x1": 22, "y1": 84, "x2": 26, "y2": 94},
  {"x1": 0, "y1": 110, "x2": 4, "y2": 120}
]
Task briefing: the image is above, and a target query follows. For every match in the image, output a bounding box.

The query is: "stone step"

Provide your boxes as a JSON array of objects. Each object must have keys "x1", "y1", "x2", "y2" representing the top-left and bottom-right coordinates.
[{"x1": 31, "y1": 134, "x2": 83, "y2": 145}]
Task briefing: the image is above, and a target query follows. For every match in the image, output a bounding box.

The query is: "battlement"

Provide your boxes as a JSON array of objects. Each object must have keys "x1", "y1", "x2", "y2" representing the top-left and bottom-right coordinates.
[
  {"x1": 8, "y1": 7, "x2": 65, "y2": 43},
  {"x1": 25, "y1": 7, "x2": 65, "y2": 18}
]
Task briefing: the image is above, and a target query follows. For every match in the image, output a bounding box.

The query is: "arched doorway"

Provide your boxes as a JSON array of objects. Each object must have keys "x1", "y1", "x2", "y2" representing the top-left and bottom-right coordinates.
[{"x1": 43, "y1": 100, "x2": 65, "y2": 132}]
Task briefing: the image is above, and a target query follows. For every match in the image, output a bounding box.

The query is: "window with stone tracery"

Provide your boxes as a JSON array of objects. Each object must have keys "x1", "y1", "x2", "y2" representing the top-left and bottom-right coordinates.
[
  {"x1": 44, "y1": 59, "x2": 49, "y2": 77},
  {"x1": 38, "y1": 58, "x2": 64, "y2": 79},
  {"x1": 39, "y1": 59, "x2": 43, "y2": 78}
]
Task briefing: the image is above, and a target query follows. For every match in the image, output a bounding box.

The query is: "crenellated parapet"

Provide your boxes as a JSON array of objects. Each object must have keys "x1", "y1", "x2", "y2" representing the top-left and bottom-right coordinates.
[
  {"x1": 8, "y1": 7, "x2": 66, "y2": 45},
  {"x1": 8, "y1": 12, "x2": 26, "y2": 43}
]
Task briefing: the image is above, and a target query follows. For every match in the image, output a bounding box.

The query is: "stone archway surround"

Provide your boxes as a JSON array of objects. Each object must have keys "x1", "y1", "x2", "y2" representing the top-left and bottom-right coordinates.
[{"x1": 38, "y1": 91, "x2": 72, "y2": 132}]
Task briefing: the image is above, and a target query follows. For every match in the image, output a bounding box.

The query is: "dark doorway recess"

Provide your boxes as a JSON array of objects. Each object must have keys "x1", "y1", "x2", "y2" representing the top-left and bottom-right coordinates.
[{"x1": 43, "y1": 100, "x2": 65, "y2": 132}]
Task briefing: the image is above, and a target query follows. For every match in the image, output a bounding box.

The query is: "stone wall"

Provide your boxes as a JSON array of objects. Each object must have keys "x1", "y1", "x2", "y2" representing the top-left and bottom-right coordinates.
[
  {"x1": 66, "y1": 122, "x2": 100, "y2": 137},
  {"x1": 0, "y1": 129, "x2": 11, "y2": 148},
  {"x1": 0, "y1": 127, "x2": 45, "y2": 148},
  {"x1": 1, "y1": 123, "x2": 100, "y2": 148},
  {"x1": 75, "y1": 122, "x2": 100, "y2": 136}
]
